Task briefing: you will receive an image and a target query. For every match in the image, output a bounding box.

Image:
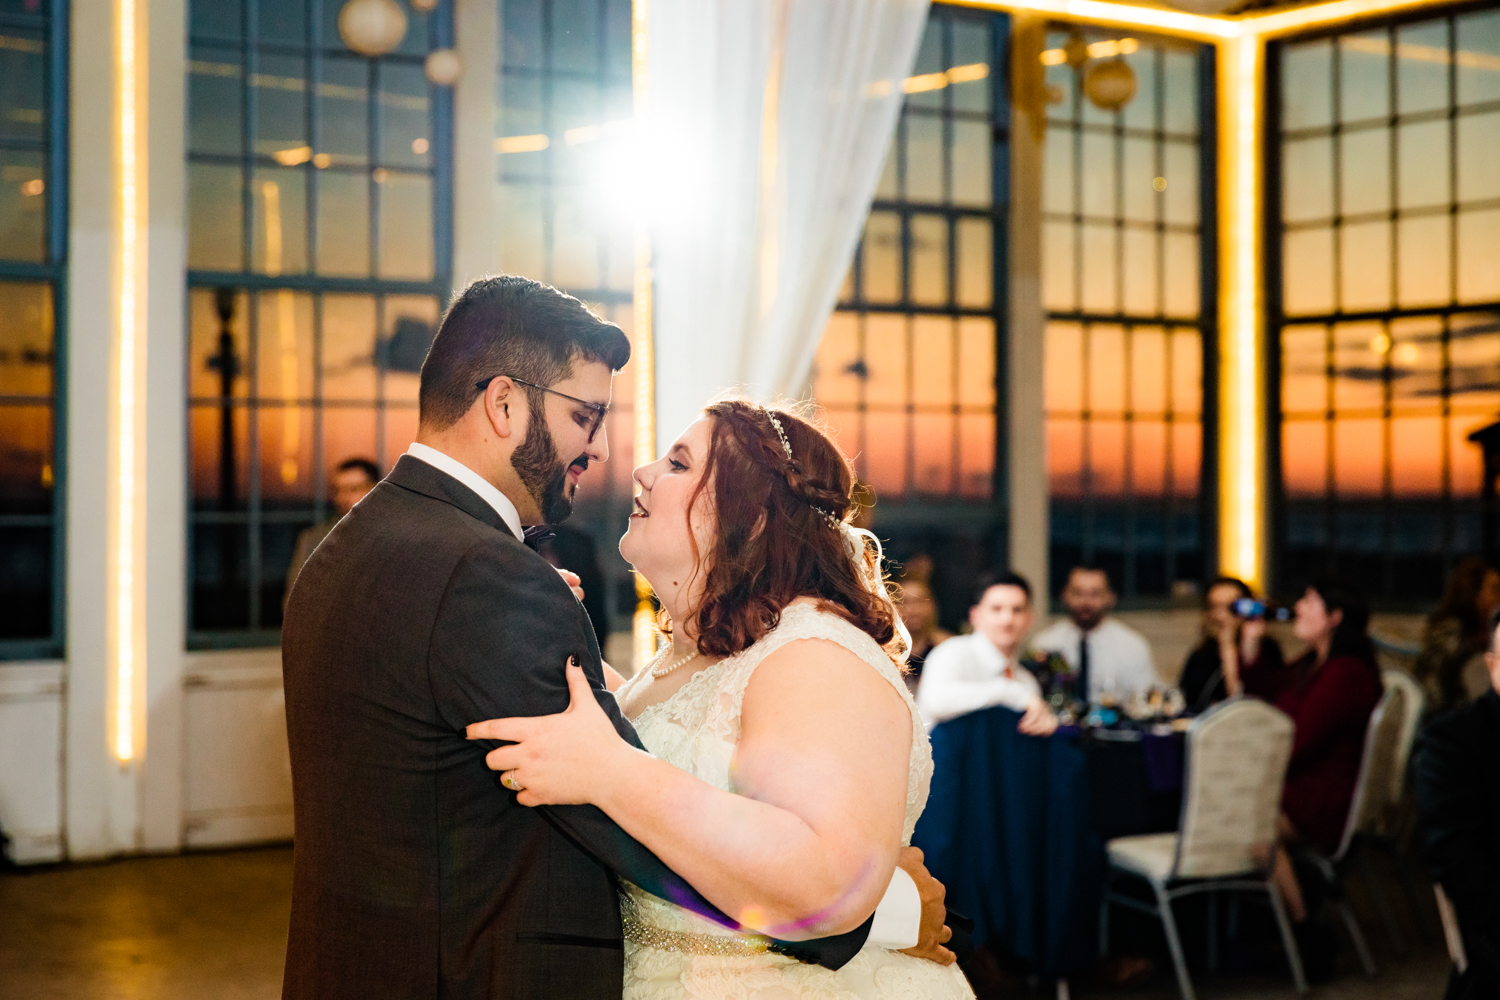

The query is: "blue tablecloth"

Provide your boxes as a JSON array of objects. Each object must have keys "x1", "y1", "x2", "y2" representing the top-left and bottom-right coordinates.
[{"x1": 912, "y1": 705, "x2": 1109, "y2": 978}]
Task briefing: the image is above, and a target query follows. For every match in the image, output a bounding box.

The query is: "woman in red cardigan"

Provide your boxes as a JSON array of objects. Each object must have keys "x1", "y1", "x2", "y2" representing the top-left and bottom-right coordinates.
[{"x1": 1220, "y1": 577, "x2": 1384, "y2": 924}]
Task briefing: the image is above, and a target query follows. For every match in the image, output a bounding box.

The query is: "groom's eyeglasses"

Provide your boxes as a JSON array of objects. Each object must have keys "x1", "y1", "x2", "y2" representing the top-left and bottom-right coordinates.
[{"x1": 475, "y1": 375, "x2": 611, "y2": 443}]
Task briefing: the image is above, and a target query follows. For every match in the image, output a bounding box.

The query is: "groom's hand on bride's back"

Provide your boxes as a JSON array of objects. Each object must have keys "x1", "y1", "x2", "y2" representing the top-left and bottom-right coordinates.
[{"x1": 896, "y1": 847, "x2": 956, "y2": 966}]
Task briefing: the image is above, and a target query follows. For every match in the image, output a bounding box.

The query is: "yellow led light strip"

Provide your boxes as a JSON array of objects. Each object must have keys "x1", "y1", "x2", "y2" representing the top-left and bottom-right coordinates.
[
  {"x1": 114, "y1": 0, "x2": 141, "y2": 762},
  {"x1": 951, "y1": 0, "x2": 1456, "y2": 39},
  {"x1": 1218, "y1": 33, "x2": 1264, "y2": 590},
  {"x1": 631, "y1": 0, "x2": 658, "y2": 673}
]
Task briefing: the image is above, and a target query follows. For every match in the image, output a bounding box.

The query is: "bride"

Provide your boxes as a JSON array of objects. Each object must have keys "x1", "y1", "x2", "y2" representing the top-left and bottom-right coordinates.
[{"x1": 467, "y1": 399, "x2": 975, "y2": 1000}]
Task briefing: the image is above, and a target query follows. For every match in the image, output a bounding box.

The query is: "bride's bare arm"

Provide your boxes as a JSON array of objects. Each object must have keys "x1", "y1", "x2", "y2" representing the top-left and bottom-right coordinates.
[{"x1": 467, "y1": 639, "x2": 912, "y2": 939}]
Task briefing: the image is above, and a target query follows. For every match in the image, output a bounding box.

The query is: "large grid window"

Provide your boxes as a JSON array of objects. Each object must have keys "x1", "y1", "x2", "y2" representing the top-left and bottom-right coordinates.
[
  {"x1": 1041, "y1": 30, "x2": 1212, "y2": 600},
  {"x1": 497, "y1": 0, "x2": 639, "y2": 638},
  {"x1": 1272, "y1": 9, "x2": 1500, "y2": 602},
  {"x1": 812, "y1": 5, "x2": 1007, "y2": 628},
  {"x1": 186, "y1": 0, "x2": 451, "y2": 645},
  {"x1": 0, "y1": 0, "x2": 62, "y2": 657}
]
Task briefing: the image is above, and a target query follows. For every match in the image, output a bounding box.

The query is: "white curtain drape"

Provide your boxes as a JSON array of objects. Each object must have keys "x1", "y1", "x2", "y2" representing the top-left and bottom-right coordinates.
[{"x1": 643, "y1": 0, "x2": 930, "y2": 453}]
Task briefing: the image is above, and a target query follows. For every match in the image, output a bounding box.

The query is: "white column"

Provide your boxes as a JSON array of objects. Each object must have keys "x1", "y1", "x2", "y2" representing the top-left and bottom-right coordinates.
[
  {"x1": 451, "y1": 0, "x2": 500, "y2": 291},
  {"x1": 67, "y1": 0, "x2": 135, "y2": 859},
  {"x1": 66, "y1": 0, "x2": 188, "y2": 859},
  {"x1": 1007, "y1": 15, "x2": 1049, "y2": 616},
  {"x1": 140, "y1": 0, "x2": 188, "y2": 853}
]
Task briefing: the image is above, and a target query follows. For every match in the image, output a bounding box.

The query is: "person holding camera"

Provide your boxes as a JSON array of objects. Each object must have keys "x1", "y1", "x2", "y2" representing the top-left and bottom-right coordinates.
[
  {"x1": 1179, "y1": 576, "x2": 1286, "y2": 712},
  {"x1": 1220, "y1": 577, "x2": 1383, "y2": 957}
]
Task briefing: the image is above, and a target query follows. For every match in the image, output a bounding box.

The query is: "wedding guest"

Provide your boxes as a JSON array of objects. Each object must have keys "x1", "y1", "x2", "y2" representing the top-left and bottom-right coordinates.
[
  {"x1": 1414, "y1": 557, "x2": 1500, "y2": 716},
  {"x1": 1031, "y1": 565, "x2": 1158, "y2": 703},
  {"x1": 1414, "y1": 607, "x2": 1500, "y2": 1000},
  {"x1": 285, "y1": 457, "x2": 380, "y2": 599},
  {"x1": 1222, "y1": 577, "x2": 1383, "y2": 929},
  {"x1": 897, "y1": 576, "x2": 954, "y2": 687},
  {"x1": 916, "y1": 571, "x2": 1057, "y2": 736},
  {"x1": 1179, "y1": 576, "x2": 1285, "y2": 712}
]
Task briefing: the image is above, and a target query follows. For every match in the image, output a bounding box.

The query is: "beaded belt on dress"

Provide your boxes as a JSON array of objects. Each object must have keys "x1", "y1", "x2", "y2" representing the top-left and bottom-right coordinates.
[{"x1": 620, "y1": 893, "x2": 772, "y2": 957}]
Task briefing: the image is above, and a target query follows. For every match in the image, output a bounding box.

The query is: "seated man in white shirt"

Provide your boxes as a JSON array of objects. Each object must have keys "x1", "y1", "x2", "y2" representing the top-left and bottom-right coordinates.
[
  {"x1": 1030, "y1": 564, "x2": 1159, "y2": 703},
  {"x1": 917, "y1": 570, "x2": 1059, "y2": 736}
]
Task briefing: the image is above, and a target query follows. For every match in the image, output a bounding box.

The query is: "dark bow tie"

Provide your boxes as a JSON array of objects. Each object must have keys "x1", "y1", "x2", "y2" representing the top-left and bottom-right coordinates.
[{"x1": 522, "y1": 525, "x2": 556, "y2": 550}]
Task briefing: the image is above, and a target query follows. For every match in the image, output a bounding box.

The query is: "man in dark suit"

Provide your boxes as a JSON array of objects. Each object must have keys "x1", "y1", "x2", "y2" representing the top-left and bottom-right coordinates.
[
  {"x1": 282, "y1": 276, "x2": 947, "y2": 1000},
  {"x1": 1415, "y1": 608, "x2": 1500, "y2": 1000}
]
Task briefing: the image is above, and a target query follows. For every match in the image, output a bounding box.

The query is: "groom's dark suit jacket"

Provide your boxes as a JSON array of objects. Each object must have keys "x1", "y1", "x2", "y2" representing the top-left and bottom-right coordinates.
[{"x1": 281, "y1": 456, "x2": 871, "y2": 1000}]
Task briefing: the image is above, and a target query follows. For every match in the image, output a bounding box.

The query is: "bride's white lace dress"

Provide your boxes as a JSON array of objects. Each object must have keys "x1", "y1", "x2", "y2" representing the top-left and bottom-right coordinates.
[{"x1": 613, "y1": 601, "x2": 975, "y2": 1000}]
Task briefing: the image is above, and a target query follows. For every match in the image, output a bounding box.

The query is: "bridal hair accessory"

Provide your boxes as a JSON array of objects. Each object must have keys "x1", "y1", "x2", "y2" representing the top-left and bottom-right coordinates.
[
  {"x1": 755, "y1": 404, "x2": 911, "y2": 666},
  {"x1": 760, "y1": 405, "x2": 843, "y2": 529}
]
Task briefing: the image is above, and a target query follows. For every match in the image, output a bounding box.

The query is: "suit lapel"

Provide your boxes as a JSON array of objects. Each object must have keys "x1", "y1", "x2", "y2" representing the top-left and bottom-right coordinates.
[{"x1": 385, "y1": 454, "x2": 513, "y2": 537}]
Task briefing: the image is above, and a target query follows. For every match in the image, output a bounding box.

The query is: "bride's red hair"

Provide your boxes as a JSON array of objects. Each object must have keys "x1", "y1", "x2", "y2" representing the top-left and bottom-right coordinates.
[{"x1": 663, "y1": 398, "x2": 901, "y2": 661}]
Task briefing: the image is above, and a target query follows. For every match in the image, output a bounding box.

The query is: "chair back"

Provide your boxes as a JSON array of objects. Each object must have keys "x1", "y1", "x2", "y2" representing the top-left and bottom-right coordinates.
[
  {"x1": 1435, "y1": 883, "x2": 1469, "y2": 974},
  {"x1": 1380, "y1": 668, "x2": 1424, "y2": 805},
  {"x1": 1172, "y1": 697, "x2": 1295, "y2": 880},
  {"x1": 1331, "y1": 684, "x2": 1405, "y2": 862}
]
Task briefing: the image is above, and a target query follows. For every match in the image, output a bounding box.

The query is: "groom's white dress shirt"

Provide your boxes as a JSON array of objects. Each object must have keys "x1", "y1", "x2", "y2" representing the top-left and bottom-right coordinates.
[
  {"x1": 404, "y1": 442, "x2": 923, "y2": 949},
  {"x1": 407, "y1": 443, "x2": 524, "y2": 541},
  {"x1": 916, "y1": 632, "x2": 1042, "y2": 730}
]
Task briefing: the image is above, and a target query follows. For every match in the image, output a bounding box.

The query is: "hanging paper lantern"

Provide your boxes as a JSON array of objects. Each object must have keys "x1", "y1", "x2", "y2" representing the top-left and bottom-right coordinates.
[
  {"x1": 424, "y1": 48, "x2": 463, "y2": 86},
  {"x1": 411, "y1": 0, "x2": 440, "y2": 10},
  {"x1": 338, "y1": 0, "x2": 407, "y2": 58},
  {"x1": 1084, "y1": 58, "x2": 1137, "y2": 112},
  {"x1": 1064, "y1": 32, "x2": 1090, "y2": 71}
]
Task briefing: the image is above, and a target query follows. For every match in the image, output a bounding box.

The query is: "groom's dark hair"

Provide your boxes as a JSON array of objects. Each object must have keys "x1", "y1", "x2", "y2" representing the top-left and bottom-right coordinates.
[{"x1": 418, "y1": 275, "x2": 630, "y2": 430}]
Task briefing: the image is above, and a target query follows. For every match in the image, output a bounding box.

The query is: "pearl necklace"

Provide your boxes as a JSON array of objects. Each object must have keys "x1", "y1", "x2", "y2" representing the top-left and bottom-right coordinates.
[{"x1": 651, "y1": 647, "x2": 700, "y2": 679}]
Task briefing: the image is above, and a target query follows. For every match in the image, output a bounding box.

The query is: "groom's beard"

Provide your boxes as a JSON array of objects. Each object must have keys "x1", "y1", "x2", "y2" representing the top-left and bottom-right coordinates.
[{"x1": 511, "y1": 396, "x2": 589, "y2": 525}]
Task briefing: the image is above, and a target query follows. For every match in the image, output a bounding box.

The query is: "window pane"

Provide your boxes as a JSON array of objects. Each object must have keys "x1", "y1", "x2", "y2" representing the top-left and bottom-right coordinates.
[
  {"x1": 1121, "y1": 228, "x2": 1157, "y2": 316},
  {"x1": 0, "y1": 282, "x2": 52, "y2": 399},
  {"x1": 378, "y1": 171, "x2": 433, "y2": 280},
  {"x1": 378, "y1": 63, "x2": 431, "y2": 169},
  {"x1": 1340, "y1": 31, "x2": 1391, "y2": 124},
  {"x1": 1397, "y1": 215, "x2": 1451, "y2": 308},
  {"x1": 0, "y1": 29, "x2": 46, "y2": 144},
  {"x1": 813, "y1": 312, "x2": 860, "y2": 408},
  {"x1": 956, "y1": 217, "x2": 991, "y2": 308},
  {"x1": 1283, "y1": 137, "x2": 1332, "y2": 222},
  {"x1": 315, "y1": 171, "x2": 371, "y2": 276},
  {"x1": 1457, "y1": 111, "x2": 1500, "y2": 204},
  {"x1": 0, "y1": 148, "x2": 45, "y2": 262},
  {"x1": 1456, "y1": 10, "x2": 1500, "y2": 107},
  {"x1": 253, "y1": 168, "x2": 308, "y2": 275},
  {"x1": 1457, "y1": 209, "x2": 1500, "y2": 303},
  {"x1": 189, "y1": 48, "x2": 242, "y2": 156},
  {"x1": 189, "y1": 163, "x2": 245, "y2": 272},
  {"x1": 1397, "y1": 119, "x2": 1449, "y2": 210},
  {"x1": 1283, "y1": 226, "x2": 1334, "y2": 316},
  {"x1": 951, "y1": 120, "x2": 990, "y2": 206},
  {"x1": 1339, "y1": 220, "x2": 1392, "y2": 312},
  {"x1": 905, "y1": 115, "x2": 943, "y2": 202},
  {"x1": 323, "y1": 294, "x2": 378, "y2": 401},
  {"x1": 910, "y1": 214, "x2": 949, "y2": 306},
  {"x1": 862, "y1": 212, "x2": 902, "y2": 304},
  {"x1": 1396, "y1": 21, "x2": 1451, "y2": 116},
  {"x1": 1283, "y1": 41, "x2": 1333, "y2": 131},
  {"x1": 254, "y1": 53, "x2": 308, "y2": 158},
  {"x1": 318, "y1": 57, "x2": 370, "y2": 168}
]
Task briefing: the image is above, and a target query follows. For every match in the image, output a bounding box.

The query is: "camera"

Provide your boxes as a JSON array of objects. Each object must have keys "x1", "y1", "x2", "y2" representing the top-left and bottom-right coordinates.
[{"x1": 1231, "y1": 597, "x2": 1292, "y2": 622}]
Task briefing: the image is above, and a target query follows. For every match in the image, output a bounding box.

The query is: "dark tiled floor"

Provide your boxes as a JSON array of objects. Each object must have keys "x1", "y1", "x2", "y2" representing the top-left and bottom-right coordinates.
[{"x1": 0, "y1": 846, "x2": 1453, "y2": 999}]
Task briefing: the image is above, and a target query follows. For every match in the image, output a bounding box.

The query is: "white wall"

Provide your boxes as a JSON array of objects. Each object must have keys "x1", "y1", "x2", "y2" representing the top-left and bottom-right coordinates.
[{"x1": 0, "y1": 662, "x2": 64, "y2": 863}]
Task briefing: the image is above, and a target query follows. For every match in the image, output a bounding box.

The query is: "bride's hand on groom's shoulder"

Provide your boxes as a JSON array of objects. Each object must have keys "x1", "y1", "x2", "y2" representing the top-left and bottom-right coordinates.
[{"x1": 465, "y1": 659, "x2": 634, "y2": 807}]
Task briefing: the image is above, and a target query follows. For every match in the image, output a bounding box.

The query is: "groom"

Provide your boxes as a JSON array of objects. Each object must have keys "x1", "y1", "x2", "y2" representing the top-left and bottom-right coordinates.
[{"x1": 281, "y1": 276, "x2": 951, "y2": 1000}]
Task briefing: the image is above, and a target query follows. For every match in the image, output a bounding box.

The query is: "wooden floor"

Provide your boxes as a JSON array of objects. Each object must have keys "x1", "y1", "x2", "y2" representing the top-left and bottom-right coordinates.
[{"x1": 0, "y1": 845, "x2": 1452, "y2": 999}]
